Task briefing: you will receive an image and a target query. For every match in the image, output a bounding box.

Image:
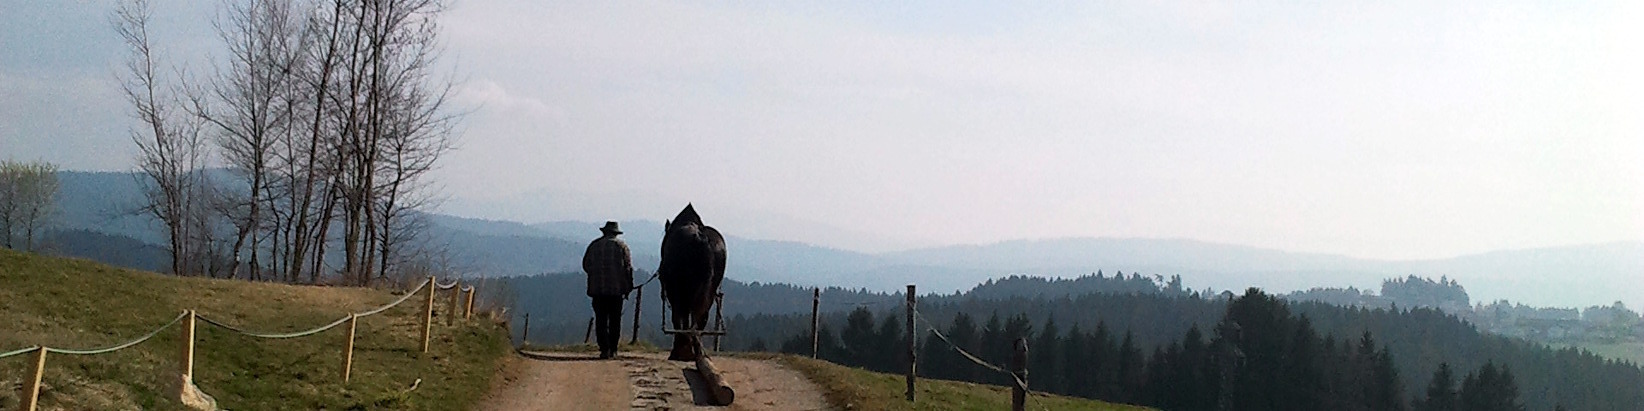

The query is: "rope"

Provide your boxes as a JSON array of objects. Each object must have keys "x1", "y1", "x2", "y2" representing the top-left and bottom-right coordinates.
[
  {"x1": 2, "y1": 281, "x2": 436, "y2": 358},
  {"x1": 356, "y1": 280, "x2": 431, "y2": 318},
  {"x1": 199, "y1": 313, "x2": 353, "y2": 339},
  {"x1": 43, "y1": 311, "x2": 189, "y2": 356},
  {"x1": 912, "y1": 309, "x2": 1052, "y2": 410},
  {"x1": 631, "y1": 272, "x2": 659, "y2": 291},
  {"x1": 200, "y1": 279, "x2": 428, "y2": 338},
  {"x1": 819, "y1": 298, "x2": 902, "y2": 308},
  {"x1": 434, "y1": 279, "x2": 460, "y2": 290},
  {"x1": 914, "y1": 309, "x2": 1030, "y2": 391},
  {"x1": 0, "y1": 345, "x2": 42, "y2": 359}
]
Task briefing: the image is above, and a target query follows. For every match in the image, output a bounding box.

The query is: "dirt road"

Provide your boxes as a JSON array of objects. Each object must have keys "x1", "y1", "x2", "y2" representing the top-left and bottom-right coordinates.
[{"x1": 474, "y1": 351, "x2": 830, "y2": 411}]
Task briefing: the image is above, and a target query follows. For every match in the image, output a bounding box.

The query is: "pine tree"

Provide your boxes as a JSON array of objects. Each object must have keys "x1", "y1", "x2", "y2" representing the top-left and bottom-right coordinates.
[
  {"x1": 1032, "y1": 315, "x2": 1063, "y2": 394},
  {"x1": 1115, "y1": 330, "x2": 1144, "y2": 403},
  {"x1": 1368, "y1": 347, "x2": 1406, "y2": 411},
  {"x1": 1089, "y1": 321, "x2": 1115, "y2": 401},
  {"x1": 876, "y1": 313, "x2": 904, "y2": 372},
  {"x1": 1459, "y1": 362, "x2": 1524, "y2": 411},
  {"x1": 1062, "y1": 324, "x2": 1091, "y2": 397},
  {"x1": 1281, "y1": 316, "x2": 1323, "y2": 411},
  {"x1": 948, "y1": 312, "x2": 981, "y2": 382},
  {"x1": 1415, "y1": 363, "x2": 1457, "y2": 411},
  {"x1": 840, "y1": 307, "x2": 878, "y2": 368}
]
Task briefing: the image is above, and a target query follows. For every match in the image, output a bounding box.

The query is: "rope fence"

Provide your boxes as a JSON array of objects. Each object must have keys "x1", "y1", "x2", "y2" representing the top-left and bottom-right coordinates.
[
  {"x1": 797, "y1": 285, "x2": 1048, "y2": 411},
  {"x1": 1, "y1": 276, "x2": 488, "y2": 411}
]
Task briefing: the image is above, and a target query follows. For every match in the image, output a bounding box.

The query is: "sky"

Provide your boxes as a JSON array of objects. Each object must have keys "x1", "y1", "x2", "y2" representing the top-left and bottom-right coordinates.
[{"x1": 3, "y1": 0, "x2": 1641, "y2": 259}]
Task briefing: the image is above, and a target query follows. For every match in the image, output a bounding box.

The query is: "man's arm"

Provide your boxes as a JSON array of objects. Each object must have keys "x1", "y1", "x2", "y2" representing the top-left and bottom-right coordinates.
[
  {"x1": 620, "y1": 242, "x2": 635, "y2": 292},
  {"x1": 582, "y1": 241, "x2": 598, "y2": 277}
]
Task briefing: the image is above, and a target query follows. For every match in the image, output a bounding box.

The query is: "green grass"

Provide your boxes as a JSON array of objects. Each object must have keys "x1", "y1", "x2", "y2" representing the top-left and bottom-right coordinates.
[
  {"x1": 0, "y1": 249, "x2": 512, "y2": 410},
  {"x1": 755, "y1": 353, "x2": 1154, "y2": 411}
]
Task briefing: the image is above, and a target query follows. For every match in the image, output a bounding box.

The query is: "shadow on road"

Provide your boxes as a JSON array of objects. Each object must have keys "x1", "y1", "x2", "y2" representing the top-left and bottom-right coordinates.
[
  {"x1": 517, "y1": 350, "x2": 608, "y2": 362},
  {"x1": 681, "y1": 366, "x2": 714, "y2": 406}
]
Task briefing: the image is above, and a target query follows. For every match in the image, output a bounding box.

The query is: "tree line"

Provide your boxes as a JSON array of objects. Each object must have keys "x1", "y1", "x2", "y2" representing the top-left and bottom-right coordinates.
[
  {"x1": 0, "y1": 160, "x2": 60, "y2": 252},
  {"x1": 112, "y1": 0, "x2": 457, "y2": 285},
  {"x1": 734, "y1": 289, "x2": 1642, "y2": 410},
  {"x1": 502, "y1": 270, "x2": 1643, "y2": 410},
  {"x1": 772, "y1": 289, "x2": 1534, "y2": 411}
]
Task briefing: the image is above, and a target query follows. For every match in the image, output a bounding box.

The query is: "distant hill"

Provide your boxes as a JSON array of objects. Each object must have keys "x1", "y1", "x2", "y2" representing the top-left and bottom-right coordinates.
[
  {"x1": 47, "y1": 170, "x2": 1644, "y2": 309},
  {"x1": 881, "y1": 238, "x2": 1644, "y2": 310},
  {"x1": 38, "y1": 228, "x2": 168, "y2": 272}
]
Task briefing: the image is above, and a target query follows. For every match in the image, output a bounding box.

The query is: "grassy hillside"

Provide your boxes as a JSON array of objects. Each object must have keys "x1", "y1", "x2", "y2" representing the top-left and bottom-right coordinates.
[
  {"x1": 0, "y1": 249, "x2": 511, "y2": 410},
  {"x1": 765, "y1": 354, "x2": 1153, "y2": 411}
]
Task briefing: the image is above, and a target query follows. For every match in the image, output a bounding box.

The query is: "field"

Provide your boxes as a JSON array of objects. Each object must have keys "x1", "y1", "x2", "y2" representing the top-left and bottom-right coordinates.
[
  {"x1": 765, "y1": 354, "x2": 1154, "y2": 411},
  {"x1": 0, "y1": 249, "x2": 512, "y2": 410}
]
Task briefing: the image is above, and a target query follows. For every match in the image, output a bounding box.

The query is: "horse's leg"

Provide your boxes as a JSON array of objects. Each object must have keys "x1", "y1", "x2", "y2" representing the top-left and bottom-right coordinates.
[
  {"x1": 669, "y1": 305, "x2": 690, "y2": 360},
  {"x1": 691, "y1": 291, "x2": 713, "y2": 358}
]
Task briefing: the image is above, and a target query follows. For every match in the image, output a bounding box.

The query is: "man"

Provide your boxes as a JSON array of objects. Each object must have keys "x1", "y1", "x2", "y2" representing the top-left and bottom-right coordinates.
[{"x1": 583, "y1": 221, "x2": 634, "y2": 359}]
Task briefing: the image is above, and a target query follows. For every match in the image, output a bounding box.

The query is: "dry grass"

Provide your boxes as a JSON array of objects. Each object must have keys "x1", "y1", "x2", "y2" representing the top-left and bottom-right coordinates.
[{"x1": 0, "y1": 249, "x2": 511, "y2": 410}]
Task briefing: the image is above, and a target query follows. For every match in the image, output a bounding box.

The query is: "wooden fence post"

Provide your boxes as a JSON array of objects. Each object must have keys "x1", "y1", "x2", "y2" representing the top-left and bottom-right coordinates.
[
  {"x1": 905, "y1": 284, "x2": 916, "y2": 403},
  {"x1": 713, "y1": 292, "x2": 724, "y2": 352},
  {"x1": 342, "y1": 314, "x2": 358, "y2": 383},
  {"x1": 464, "y1": 287, "x2": 476, "y2": 320},
  {"x1": 1012, "y1": 338, "x2": 1028, "y2": 411},
  {"x1": 180, "y1": 310, "x2": 195, "y2": 384},
  {"x1": 522, "y1": 313, "x2": 531, "y2": 347},
  {"x1": 21, "y1": 346, "x2": 46, "y2": 411},
  {"x1": 176, "y1": 310, "x2": 196, "y2": 401},
  {"x1": 810, "y1": 287, "x2": 820, "y2": 359},
  {"x1": 447, "y1": 280, "x2": 460, "y2": 326},
  {"x1": 584, "y1": 316, "x2": 595, "y2": 344},
  {"x1": 421, "y1": 276, "x2": 435, "y2": 353},
  {"x1": 630, "y1": 284, "x2": 643, "y2": 345}
]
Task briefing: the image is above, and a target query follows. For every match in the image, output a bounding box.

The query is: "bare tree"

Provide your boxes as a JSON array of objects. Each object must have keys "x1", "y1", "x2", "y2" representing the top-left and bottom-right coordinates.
[
  {"x1": 199, "y1": 0, "x2": 305, "y2": 280},
  {"x1": 116, "y1": 0, "x2": 214, "y2": 276},
  {"x1": 0, "y1": 160, "x2": 61, "y2": 252},
  {"x1": 117, "y1": 0, "x2": 460, "y2": 284},
  {"x1": 330, "y1": 0, "x2": 455, "y2": 286}
]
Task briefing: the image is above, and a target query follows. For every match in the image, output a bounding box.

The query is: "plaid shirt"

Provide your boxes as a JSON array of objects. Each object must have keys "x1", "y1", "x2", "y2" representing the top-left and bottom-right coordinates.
[{"x1": 583, "y1": 235, "x2": 634, "y2": 297}]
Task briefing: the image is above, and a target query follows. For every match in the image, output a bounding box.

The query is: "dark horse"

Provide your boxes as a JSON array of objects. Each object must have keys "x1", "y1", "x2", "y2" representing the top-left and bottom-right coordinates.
[{"x1": 657, "y1": 204, "x2": 727, "y2": 361}]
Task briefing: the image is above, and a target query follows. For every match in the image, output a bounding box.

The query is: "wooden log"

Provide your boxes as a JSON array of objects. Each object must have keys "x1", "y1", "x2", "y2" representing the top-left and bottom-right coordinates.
[
  {"x1": 695, "y1": 354, "x2": 736, "y2": 406},
  {"x1": 21, "y1": 347, "x2": 45, "y2": 411},
  {"x1": 662, "y1": 328, "x2": 726, "y2": 336}
]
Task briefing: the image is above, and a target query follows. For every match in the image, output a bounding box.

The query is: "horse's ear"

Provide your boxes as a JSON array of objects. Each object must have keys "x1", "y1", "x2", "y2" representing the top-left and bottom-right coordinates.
[{"x1": 665, "y1": 219, "x2": 671, "y2": 230}]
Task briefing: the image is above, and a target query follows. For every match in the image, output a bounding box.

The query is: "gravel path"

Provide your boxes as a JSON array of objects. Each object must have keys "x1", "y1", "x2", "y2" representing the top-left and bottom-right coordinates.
[{"x1": 475, "y1": 351, "x2": 829, "y2": 411}]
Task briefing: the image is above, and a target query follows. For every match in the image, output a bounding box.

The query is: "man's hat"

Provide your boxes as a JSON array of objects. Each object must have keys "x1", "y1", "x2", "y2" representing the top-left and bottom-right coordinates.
[{"x1": 600, "y1": 221, "x2": 622, "y2": 234}]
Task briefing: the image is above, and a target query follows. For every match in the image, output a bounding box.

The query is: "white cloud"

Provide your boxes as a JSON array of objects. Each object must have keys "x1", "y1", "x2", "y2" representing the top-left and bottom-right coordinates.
[{"x1": 6, "y1": 0, "x2": 1642, "y2": 261}]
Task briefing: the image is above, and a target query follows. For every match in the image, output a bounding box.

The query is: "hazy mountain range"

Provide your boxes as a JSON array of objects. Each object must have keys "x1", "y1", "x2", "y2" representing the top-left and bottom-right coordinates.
[{"x1": 43, "y1": 171, "x2": 1644, "y2": 310}]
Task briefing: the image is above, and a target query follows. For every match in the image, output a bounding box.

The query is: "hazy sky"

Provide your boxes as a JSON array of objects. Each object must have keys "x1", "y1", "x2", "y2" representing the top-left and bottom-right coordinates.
[{"x1": 4, "y1": 1, "x2": 1641, "y2": 259}]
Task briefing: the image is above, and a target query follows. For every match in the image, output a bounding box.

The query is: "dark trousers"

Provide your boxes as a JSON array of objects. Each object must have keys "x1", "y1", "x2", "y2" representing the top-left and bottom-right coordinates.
[{"x1": 591, "y1": 296, "x2": 625, "y2": 354}]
